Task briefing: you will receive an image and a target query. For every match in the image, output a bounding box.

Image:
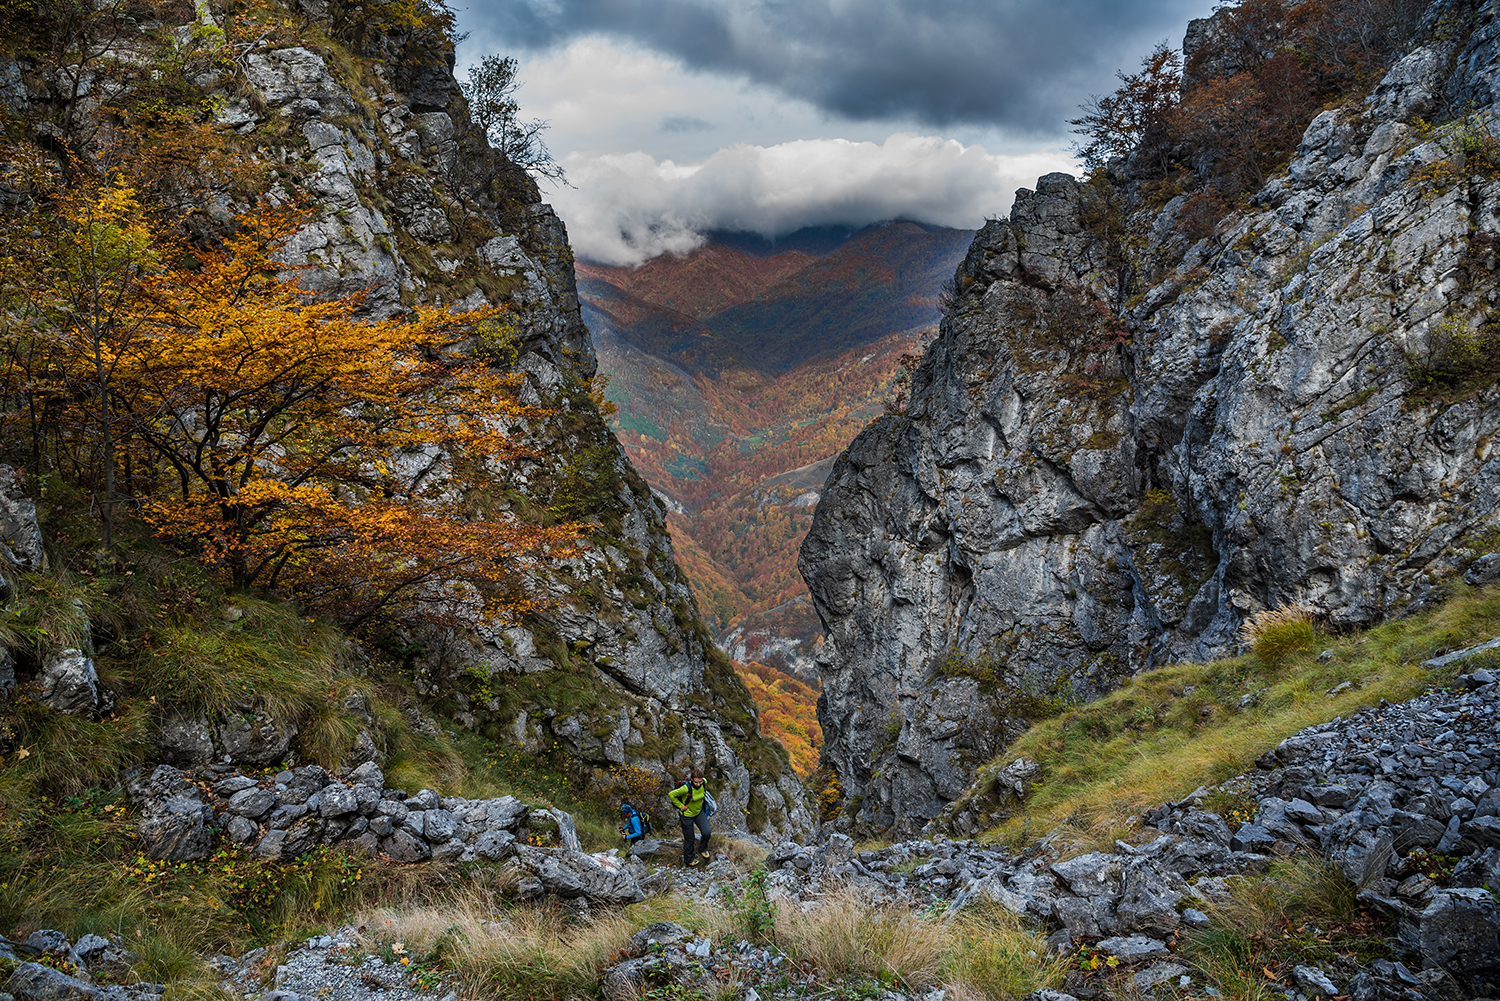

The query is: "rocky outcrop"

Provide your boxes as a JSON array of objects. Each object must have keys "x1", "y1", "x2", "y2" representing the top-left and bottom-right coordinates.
[
  {"x1": 0, "y1": 0, "x2": 810, "y2": 835},
  {"x1": 2, "y1": 930, "x2": 161, "y2": 1001},
  {"x1": 748, "y1": 665, "x2": 1500, "y2": 997},
  {"x1": 800, "y1": 5, "x2": 1500, "y2": 832},
  {"x1": 125, "y1": 759, "x2": 653, "y2": 909}
]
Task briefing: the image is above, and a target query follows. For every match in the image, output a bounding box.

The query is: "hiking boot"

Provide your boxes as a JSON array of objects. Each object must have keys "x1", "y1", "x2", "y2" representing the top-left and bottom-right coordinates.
[
  {"x1": 700, "y1": 851, "x2": 711, "y2": 860},
  {"x1": 686, "y1": 857, "x2": 699, "y2": 867}
]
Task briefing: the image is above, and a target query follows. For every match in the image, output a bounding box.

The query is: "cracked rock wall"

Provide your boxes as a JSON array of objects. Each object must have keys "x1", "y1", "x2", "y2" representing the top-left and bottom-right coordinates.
[{"x1": 800, "y1": 4, "x2": 1500, "y2": 834}]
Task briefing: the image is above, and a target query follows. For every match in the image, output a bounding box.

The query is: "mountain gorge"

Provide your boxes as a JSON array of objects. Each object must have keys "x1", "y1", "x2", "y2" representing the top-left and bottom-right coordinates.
[
  {"x1": 7, "y1": 0, "x2": 1500, "y2": 995},
  {"x1": 579, "y1": 223, "x2": 972, "y2": 695},
  {"x1": 799, "y1": 0, "x2": 1500, "y2": 834}
]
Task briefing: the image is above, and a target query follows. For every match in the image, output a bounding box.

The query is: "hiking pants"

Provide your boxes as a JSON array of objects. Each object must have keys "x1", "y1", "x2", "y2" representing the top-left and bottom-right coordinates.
[{"x1": 680, "y1": 811, "x2": 710, "y2": 863}]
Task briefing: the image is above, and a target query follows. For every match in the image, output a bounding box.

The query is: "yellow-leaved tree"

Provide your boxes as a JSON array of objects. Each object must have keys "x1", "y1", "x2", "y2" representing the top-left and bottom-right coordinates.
[{"x1": 0, "y1": 147, "x2": 582, "y2": 630}]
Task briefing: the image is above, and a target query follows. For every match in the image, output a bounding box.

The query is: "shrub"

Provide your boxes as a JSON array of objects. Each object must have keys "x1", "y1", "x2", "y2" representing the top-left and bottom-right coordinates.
[{"x1": 1405, "y1": 314, "x2": 1500, "y2": 406}]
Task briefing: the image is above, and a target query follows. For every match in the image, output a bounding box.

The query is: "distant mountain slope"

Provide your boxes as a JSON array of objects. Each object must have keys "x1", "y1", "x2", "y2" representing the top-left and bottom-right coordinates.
[
  {"x1": 577, "y1": 245, "x2": 813, "y2": 320},
  {"x1": 581, "y1": 221, "x2": 973, "y2": 700},
  {"x1": 587, "y1": 222, "x2": 973, "y2": 378}
]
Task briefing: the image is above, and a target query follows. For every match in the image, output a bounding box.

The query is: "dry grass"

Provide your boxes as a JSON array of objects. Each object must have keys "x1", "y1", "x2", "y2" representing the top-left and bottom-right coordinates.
[
  {"x1": 774, "y1": 891, "x2": 1065, "y2": 998},
  {"x1": 719, "y1": 836, "x2": 769, "y2": 868},
  {"x1": 1238, "y1": 604, "x2": 1319, "y2": 662},
  {"x1": 944, "y1": 906, "x2": 1071, "y2": 1000},
  {"x1": 969, "y1": 582, "x2": 1500, "y2": 852},
  {"x1": 777, "y1": 889, "x2": 947, "y2": 990},
  {"x1": 358, "y1": 891, "x2": 637, "y2": 1001},
  {"x1": 1183, "y1": 857, "x2": 1366, "y2": 1001},
  {"x1": 354, "y1": 882, "x2": 752, "y2": 1001}
]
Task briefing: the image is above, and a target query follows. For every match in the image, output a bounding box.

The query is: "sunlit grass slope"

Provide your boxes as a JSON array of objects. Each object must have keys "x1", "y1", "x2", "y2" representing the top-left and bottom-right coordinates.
[{"x1": 954, "y1": 583, "x2": 1500, "y2": 849}]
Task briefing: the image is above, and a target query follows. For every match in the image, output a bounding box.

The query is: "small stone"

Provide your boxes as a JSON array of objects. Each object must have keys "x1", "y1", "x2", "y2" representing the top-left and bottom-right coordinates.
[
  {"x1": 348, "y1": 761, "x2": 384, "y2": 788},
  {"x1": 1131, "y1": 962, "x2": 1188, "y2": 991},
  {"x1": 1292, "y1": 965, "x2": 1339, "y2": 997},
  {"x1": 1093, "y1": 935, "x2": 1168, "y2": 964},
  {"x1": 213, "y1": 776, "x2": 258, "y2": 796},
  {"x1": 317, "y1": 784, "x2": 358, "y2": 818},
  {"x1": 226, "y1": 787, "x2": 274, "y2": 819},
  {"x1": 1230, "y1": 823, "x2": 1277, "y2": 853},
  {"x1": 382, "y1": 830, "x2": 430, "y2": 863},
  {"x1": 1182, "y1": 908, "x2": 1211, "y2": 928},
  {"x1": 254, "y1": 830, "x2": 287, "y2": 860},
  {"x1": 226, "y1": 816, "x2": 258, "y2": 844}
]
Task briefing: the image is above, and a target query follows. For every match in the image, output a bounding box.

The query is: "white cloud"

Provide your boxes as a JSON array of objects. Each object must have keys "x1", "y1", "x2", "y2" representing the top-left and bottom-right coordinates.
[{"x1": 548, "y1": 134, "x2": 1075, "y2": 266}]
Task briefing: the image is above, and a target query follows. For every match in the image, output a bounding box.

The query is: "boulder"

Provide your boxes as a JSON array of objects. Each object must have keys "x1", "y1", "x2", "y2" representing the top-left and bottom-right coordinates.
[
  {"x1": 8, "y1": 962, "x2": 97, "y2": 1001},
  {"x1": 30, "y1": 650, "x2": 104, "y2": 716},
  {"x1": 157, "y1": 716, "x2": 215, "y2": 767},
  {"x1": 512, "y1": 846, "x2": 645, "y2": 906},
  {"x1": 217, "y1": 709, "x2": 296, "y2": 768},
  {"x1": 601, "y1": 952, "x2": 715, "y2": 1001},
  {"x1": 1050, "y1": 853, "x2": 1120, "y2": 897},
  {"x1": 1094, "y1": 935, "x2": 1169, "y2": 965},
  {"x1": 348, "y1": 761, "x2": 384, "y2": 788},
  {"x1": 0, "y1": 465, "x2": 45, "y2": 569},
  {"x1": 129, "y1": 766, "x2": 212, "y2": 861},
  {"x1": 1402, "y1": 887, "x2": 1500, "y2": 996}
]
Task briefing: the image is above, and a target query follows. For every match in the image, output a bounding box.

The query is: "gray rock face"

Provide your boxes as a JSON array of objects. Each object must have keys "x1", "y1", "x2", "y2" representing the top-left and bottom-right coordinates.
[
  {"x1": 0, "y1": 465, "x2": 45, "y2": 569},
  {"x1": 5, "y1": 1, "x2": 809, "y2": 835},
  {"x1": 29, "y1": 649, "x2": 104, "y2": 716},
  {"x1": 128, "y1": 766, "x2": 213, "y2": 862},
  {"x1": 233, "y1": 35, "x2": 807, "y2": 836},
  {"x1": 801, "y1": 19, "x2": 1500, "y2": 831}
]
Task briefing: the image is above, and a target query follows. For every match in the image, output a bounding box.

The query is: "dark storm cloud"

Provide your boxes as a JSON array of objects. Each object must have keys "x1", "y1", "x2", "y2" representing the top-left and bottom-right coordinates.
[{"x1": 475, "y1": 0, "x2": 1208, "y2": 134}]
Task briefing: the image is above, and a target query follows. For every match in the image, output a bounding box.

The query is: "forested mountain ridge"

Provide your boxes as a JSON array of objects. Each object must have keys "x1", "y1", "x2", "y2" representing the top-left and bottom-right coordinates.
[
  {"x1": 0, "y1": 0, "x2": 812, "y2": 846},
  {"x1": 581, "y1": 226, "x2": 970, "y2": 679},
  {"x1": 801, "y1": 0, "x2": 1500, "y2": 834}
]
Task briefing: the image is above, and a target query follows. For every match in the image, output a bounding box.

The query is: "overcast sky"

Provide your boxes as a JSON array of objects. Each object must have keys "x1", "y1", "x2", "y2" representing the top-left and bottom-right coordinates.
[{"x1": 453, "y1": 0, "x2": 1216, "y2": 264}]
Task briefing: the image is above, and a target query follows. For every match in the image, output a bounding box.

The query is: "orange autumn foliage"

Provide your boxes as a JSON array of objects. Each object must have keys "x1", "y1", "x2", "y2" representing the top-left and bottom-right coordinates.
[
  {"x1": 0, "y1": 158, "x2": 582, "y2": 629},
  {"x1": 734, "y1": 660, "x2": 822, "y2": 777}
]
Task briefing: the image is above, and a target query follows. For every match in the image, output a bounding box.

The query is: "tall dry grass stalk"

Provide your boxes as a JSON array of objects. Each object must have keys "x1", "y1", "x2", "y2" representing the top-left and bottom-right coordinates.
[
  {"x1": 775, "y1": 891, "x2": 1064, "y2": 998},
  {"x1": 358, "y1": 890, "x2": 637, "y2": 1001},
  {"x1": 1237, "y1": 604, "x2": 1318, "y2": 661}
]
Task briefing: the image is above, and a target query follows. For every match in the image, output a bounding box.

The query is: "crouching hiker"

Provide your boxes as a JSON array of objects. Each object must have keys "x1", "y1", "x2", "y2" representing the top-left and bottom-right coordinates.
[
  {"x1": 618, "y1": 801, "x2": 650, "y2": 844},
  {"x1": 668, "y1": 766, "x2": 715, "y2": 866}
]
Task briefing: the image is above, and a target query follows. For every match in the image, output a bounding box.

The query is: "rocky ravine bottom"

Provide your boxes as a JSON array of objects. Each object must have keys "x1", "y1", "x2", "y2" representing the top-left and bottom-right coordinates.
[{"x1": 5, "y1": 659, "x2": 1499, "y2": 1001}]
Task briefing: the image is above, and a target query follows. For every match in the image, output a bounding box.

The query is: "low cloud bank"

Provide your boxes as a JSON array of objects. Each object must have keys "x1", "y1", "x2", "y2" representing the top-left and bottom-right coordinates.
[{"x1": 549, "y1": 134, "x2": 1074, "y2": 266}]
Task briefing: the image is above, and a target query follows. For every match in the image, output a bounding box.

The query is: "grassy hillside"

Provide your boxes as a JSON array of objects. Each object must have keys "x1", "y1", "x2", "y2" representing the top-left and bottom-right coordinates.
[
  {"x1": 0, "y1": 490, "x2": 631, "y2": 963},
  {"x1": 945, "y1": 583, "x2": 1500, "y2": 851}
]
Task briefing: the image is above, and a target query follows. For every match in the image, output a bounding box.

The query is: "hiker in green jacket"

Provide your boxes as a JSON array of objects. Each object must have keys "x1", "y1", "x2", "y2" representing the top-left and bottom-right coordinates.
[{"x1": 668, "y1": 766, "x2": 712, "y2": 866}]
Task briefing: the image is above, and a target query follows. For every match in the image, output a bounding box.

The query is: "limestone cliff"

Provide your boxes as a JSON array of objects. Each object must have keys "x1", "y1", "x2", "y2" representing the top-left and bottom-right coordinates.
[
  {"x1": 800, "y1": 2, "x2": 1500, "y2": 833},
  {"x1": 0, "y1": 0, "x2": 811, "y2": 835}
]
